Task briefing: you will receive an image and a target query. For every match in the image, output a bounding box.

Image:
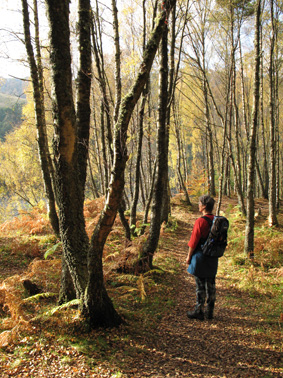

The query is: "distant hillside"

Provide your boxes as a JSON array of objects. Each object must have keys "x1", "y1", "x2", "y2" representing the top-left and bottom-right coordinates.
[
  {"x1": 0, "y1": 77, "x2": 27, "y2": 98},
  {"x1": 0, "y1": 78, "x2": 27, "y2": 140},
  {"x1": 0, "y1": 92, "x2": 26, "y2": 108}
]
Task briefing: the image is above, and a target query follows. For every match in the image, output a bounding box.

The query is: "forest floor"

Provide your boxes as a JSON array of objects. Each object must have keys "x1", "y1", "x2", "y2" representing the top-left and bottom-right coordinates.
[{"x1": 0, "y1": 196, "x2": 282, "y2": 377}]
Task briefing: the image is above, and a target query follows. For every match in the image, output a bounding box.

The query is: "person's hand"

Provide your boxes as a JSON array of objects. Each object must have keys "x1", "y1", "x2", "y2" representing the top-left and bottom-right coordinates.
[{"x1": 185, "y1": 256, "x2": 191, "y2": 265}]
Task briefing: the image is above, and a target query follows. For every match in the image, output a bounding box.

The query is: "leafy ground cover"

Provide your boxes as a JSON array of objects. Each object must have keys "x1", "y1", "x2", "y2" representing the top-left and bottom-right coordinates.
[{"x1": 0, "y1": 196, "x2": 282, "y2": 377}]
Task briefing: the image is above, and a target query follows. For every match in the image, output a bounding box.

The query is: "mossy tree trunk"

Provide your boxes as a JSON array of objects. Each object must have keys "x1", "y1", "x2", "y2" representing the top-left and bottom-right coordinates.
[
  {"x1": 161, "y1": 5, "x2": 176, "y2": 224},
  {"x1": 45, "y1": 0, "x2": 91, "y2": 301},
  {"x1": 138, "y1": 23, "x2": 169, "y2": 271},
  {"x1": 21, "y1": 0, "x2": 59, "y2": 237}
]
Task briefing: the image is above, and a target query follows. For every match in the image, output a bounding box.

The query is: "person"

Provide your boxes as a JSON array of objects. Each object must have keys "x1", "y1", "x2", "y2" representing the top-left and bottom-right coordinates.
[{"x1": 185, "y1": 195, "x2": 218, "y2": 320}]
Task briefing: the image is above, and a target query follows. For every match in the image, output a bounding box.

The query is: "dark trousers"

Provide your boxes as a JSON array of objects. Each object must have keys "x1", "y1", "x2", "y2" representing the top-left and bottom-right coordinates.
[{"x1": 194, "y1": 276, "x2": 216, "y2": 310}]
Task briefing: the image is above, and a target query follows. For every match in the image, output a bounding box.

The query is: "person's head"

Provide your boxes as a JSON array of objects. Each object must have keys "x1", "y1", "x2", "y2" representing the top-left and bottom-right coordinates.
[{"x1": 199, "y1": 195, "x2": 215, "y2": 213}]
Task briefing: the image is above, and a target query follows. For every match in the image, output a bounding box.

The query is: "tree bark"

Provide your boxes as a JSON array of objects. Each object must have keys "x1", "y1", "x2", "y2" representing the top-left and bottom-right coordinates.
[
  {"x1": 228, "y1": 6, "x2": 246, "y2": 215},
  {"x1": 45, "y1": 0, "x2": 91, "y2": 300},
  {"x1": 130, "y1": 0, "x2": 148, "y2": 235},
  {"x1": 100, "y1": 102, "x2": 109, "y2": 191},
  {"x1": 160, "y1": 4, "x2": 176, "y2": 224},
  {"x1": 92, "y1": 92, "x2": 105, "y2": 194},
  {"x1": 130, "y1": 91, "x2": 146, "y2": 234},
  {"x1": 244, "y1": 0, "x2": 261, "y2": 257},
  {"x1": 138, "y1": 22, "x2": 169, "y2": 271},
  {"x1": 259, "y1": 25, "x2": 269, "y2": 199},
  {"x1": 268, "y1": 0, "x2": 278, "y2": 227},
  {"x1": 111, "y1": 0, "x2": 131, "y2": 240},
  {"x1": 21, "y1": 0, "x2": 59, "y2": 236},
  {"x1": 112, "y1": 0, "x2": 122, "y2": 124},
  {"x1": 173, "y1": 109, "x2": 191, "y2": 204},
  {"x1": 91, "y1": 5, "x2": 113, "y2": 164}
]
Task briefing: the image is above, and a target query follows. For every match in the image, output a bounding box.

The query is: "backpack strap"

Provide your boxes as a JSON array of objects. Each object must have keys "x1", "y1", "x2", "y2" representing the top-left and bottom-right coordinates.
[
  {"x1": 201, "y1": 215, "x2": 213, "y2": 228},
  {"x1": 195, "y1": 216, "x2": 213, "y2": 250}
]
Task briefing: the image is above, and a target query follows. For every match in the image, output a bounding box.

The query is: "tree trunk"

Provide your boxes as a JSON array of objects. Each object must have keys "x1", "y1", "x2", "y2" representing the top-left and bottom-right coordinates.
[
  {"x1": 202, "y1": 28, "x2": 215, "y2": 197},
  {"x1": 58, "y1": 257, "x2": 76, "y2": 304},
  {"x1": 244, "y1": 0, "x2": 261, "y2": 257},
  {"x1": 138, "y1": 23, "x2": 169, "y2": 271},
  {"x1": 21, "y1": 0, "x2": 59, "y2": 236},
  {"x1": 268, "y1": 0, "x2": 278, "y2": 227},
  {"x1": 259, "y1": 26, "x2": 269, "y2": 199},
  {"x1": 161, "y1": 4, "x2": 176, "y2": 224},
  {"x1": 91, "y1": 7, "x2": 113, "y2": 163},
  {"x1": 100, "y1": 102, "x2": 109, "y2": 191},
  {"x1": 204, "y1": 84, "x2": 215, "y2": 197},
  {"x1": 118, "y1": 196, "x2": 131, "y2": 240},
  {"x1": 141, "y1": 160, "x2": 157, "y2": 234},
  {"x1": 130, "y1": 0, "x2": 148, "y2": 234},
  {"x1": 87, "y1": 154, "x2": 100, "y2": 198},
  {"x1": 111, "y1": 0, "x2": 131, "y2": 239},
  {"x1": 227, "y1": 9, "x2": 246, "y2": 214},
  {"x1": 45, "y1": 0, "x2": 91, "y2": 300},
  {"x1": 112, "y1": 0, "x2": 122, "y2": 124},
  {"x1": 92, "y1": 91, "x2": 105, "y2": 194},
  {"x1": 174, "y1": 110, "x2": 191, "y2": 205},
  {"x1": 130, "y1": 92, "x2": 146, "y2": 234}
]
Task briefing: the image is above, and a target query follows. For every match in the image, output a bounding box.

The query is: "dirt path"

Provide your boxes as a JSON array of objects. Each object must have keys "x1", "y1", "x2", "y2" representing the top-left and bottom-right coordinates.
[{"x1": 119, "y1": 209, "x2": 283, "y2": 378}]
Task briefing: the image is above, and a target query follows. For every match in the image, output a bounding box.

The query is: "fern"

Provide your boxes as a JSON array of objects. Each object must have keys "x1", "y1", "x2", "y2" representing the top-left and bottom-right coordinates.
[
  {"x1": 44, "y1": 242, "x2": 62, "y2": 259},
  {"x1": 23, "y1": 292, "x2": 57, "y2": 303},
  {"x1": 115, "y1": 286, "x2": 138, "y2": 293},
  {"x1": 143, "y1": 268, "x2": 165, "y2": 277},
  {"x1": 43, "y1": 299, "x2": 81, "y2": 317}
]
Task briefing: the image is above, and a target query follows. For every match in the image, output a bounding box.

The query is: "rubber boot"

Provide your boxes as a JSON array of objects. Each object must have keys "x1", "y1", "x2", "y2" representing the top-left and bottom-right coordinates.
[
  {"x1": 187, "y1": 305, "x2": 204, "y2": 321},
  {"x1": 205, "y1": 304, "x2": 214, "y2": 320}
]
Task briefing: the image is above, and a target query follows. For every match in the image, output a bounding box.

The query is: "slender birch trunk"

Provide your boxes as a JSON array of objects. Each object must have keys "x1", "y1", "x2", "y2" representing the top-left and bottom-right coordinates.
[
  {"x1": 244, "y1": 0, "x2": 261, "y2": 256},
  {"x1": 130, "y1": 0, "x2": 148, "y2": 233},
  {"x1": 268, "y1": 0, "x2": 278, "y2": 227},
  {"x1": 21, "y1": 0, "x2": 59, "y2": 236}
]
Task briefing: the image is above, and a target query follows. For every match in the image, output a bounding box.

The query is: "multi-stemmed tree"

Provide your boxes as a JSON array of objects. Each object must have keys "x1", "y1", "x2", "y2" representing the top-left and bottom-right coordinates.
[{"x1": 43, "y1": 0, "x2": 176, "y2": 327}]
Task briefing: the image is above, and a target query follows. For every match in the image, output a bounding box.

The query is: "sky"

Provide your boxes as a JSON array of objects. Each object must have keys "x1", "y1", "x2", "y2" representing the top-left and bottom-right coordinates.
[
  {"x1": 0, "y1": 0, "x2": 84, "y2": 80},
  {"x1": 0, "y1": 0, "x2": 31, "y2": 79},
  {"x1": 0, "y1": 0, "x2": 131, "y2": 81}
]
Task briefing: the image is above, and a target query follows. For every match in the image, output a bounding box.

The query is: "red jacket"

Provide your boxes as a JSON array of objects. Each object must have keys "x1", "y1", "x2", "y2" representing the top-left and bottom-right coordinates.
[{"x1": 188, "y1": 214, "x2": 214, "y2": 251}]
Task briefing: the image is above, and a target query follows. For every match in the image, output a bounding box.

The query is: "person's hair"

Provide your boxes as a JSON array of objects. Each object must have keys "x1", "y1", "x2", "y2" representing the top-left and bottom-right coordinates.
[{"x1": 199, "y1": 195, "x2": 215, "y2": 213}]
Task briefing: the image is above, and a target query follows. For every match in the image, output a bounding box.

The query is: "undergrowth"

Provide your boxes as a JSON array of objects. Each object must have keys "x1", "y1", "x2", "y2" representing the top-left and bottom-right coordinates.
[
  {"x1": 218, "y1": 201, "x2": 283, "y2": 329},
  {"x1": 0, "y1": 196, "x2": 282, "y2": 373},
  {"x1": 0, "y1": 201, "x2": 179, "y2": 354}
]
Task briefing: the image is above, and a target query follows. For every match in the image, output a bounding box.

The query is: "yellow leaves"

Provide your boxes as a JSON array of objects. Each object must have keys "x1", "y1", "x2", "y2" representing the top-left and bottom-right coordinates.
[
  {"x1": 185, "y1": 162, "x2": 207, "y2": 197},
  {"x1": 22, "y1": 83, "x2": 36, "y2": 120},
  {"x1": 0, "y1": 107, "x2": 43, "y2": 211},
  {"x1": 121, "y1": 5, "x2": 136, "y2": 18},
  {"x1": 122, "y1": 50, "x2": 141, "y2": 78}
]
